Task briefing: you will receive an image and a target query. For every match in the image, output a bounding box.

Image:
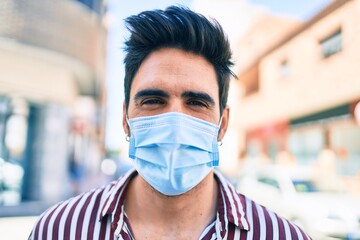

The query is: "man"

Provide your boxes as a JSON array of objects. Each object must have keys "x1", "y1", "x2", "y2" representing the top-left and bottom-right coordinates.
[{"x1": 29, "y1": 6, "x2": 311, "y2": 240}]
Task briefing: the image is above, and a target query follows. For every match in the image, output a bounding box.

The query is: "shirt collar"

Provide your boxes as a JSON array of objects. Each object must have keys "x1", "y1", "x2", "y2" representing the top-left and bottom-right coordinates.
[
  {"x1": 99, "y1": 169, "x2": 136, "y2": 219},
  {"x1": 214, "y1": 170, "x2": 249, "y2": 231},
  {"x1": 99, "y1": 168, "x2": 249, "y2": 234}
]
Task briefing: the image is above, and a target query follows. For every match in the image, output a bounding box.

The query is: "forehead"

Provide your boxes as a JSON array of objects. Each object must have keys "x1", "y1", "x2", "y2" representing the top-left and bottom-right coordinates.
[{"x1": 131, "y1": 48, "x2": 219, "y2": 99}]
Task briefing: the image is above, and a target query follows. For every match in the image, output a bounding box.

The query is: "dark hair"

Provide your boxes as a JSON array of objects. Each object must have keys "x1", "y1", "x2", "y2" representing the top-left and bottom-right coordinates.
[{"x1": 123, "y1": 6, "x2": 235, "y2": 115}]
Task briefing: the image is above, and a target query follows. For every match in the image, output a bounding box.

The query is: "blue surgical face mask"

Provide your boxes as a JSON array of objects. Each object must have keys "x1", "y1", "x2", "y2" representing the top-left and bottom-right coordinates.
[{"x1": 127, "y1": 112, "x2": 220, "y2": 196}]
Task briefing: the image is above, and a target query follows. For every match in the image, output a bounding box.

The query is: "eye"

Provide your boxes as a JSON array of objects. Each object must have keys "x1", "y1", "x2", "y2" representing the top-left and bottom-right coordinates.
[
  {"x1": 141, "y1": 98, "x2": 164, "y2": 106},
  {"x1": 187, "y1": 99, "x2": 208, "y2": 108}
]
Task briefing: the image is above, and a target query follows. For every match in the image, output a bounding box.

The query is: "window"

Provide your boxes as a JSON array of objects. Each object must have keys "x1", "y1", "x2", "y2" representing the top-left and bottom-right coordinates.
[
  {"x1": 75, "y1": 0, "x2": 102, "y2": 14},
  {"x1": 288, "y1": 127, "x2": 324, "y2": 165},
  {"x1": 320, "y1": 29, "x2": 342, "y2": 58},
  {"x1": 76, "y1": 0, "x2": 94, "y2": 9}
]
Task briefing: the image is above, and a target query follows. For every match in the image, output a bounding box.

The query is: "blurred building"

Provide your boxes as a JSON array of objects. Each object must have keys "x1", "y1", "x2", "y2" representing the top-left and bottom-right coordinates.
[
  {"x1": 0, "y1": 0, "x2": 107, "y2": 214},
  {"x1": 235, "y1": 0, "x2": 360, "y2": 194}
]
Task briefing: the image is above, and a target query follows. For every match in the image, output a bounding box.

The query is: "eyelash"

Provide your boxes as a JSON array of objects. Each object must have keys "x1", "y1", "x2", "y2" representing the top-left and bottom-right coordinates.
[
  {"x1": 187, "y1": 99, "x2": 208, "y2": 108},
  {"x1": 141, "y1": 98, "x2": 164, "y2": 105}
]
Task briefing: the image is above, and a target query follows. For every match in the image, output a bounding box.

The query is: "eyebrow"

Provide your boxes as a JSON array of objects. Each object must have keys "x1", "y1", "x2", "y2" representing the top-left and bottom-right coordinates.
[
  {"x1": 181, "y1": 91, "x2": 215, "y2": 106},
  {"x1": 134, "y1": 88, "x2": 169, "y2": 102}
]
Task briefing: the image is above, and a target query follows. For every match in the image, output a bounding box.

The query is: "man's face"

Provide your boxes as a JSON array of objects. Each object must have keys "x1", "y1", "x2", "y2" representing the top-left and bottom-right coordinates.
[{"x1": 123, "y1": 47, "x2": 229, "y2": 139}]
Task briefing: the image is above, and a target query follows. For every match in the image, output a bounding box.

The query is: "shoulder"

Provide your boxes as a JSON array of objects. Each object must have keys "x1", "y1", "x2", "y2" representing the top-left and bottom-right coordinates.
[
  {"x1": 214, "y1": 171, "x2": 311, "y2": 239},
  {"x1": 28, "y1": 181, "x2": 116, "y2": 240},
  {"x1": 235, "y1": 192, "x2": 312, "y2": 240}
]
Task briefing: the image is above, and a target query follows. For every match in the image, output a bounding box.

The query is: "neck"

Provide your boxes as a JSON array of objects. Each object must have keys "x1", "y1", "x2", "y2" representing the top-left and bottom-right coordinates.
[{"x1": 125, "y1": 171, "x2": 218, "y2": 232}]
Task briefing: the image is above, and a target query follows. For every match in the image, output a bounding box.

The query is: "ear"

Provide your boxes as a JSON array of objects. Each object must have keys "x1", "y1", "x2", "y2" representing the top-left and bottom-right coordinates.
[
  {"x1": 218, "y1": 106, "x2": 230, "y2": 142},
  {"x1": 122, "y1": 102, "x2": 130, "y2": 136}
]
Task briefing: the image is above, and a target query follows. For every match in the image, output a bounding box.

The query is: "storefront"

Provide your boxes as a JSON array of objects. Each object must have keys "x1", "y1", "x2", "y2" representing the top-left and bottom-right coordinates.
[
  {"x1": 289, "y1": 103, "x2": 360, "y2": 176},
  {"x1": 244, "y1": 102, "x2": 360, "y2": 180}
]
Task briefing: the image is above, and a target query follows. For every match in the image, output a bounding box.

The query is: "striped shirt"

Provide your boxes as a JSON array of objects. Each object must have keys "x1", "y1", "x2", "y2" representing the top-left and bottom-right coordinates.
[{"x1": 29, "y1": 169, "x2": 311, "y2": 240}]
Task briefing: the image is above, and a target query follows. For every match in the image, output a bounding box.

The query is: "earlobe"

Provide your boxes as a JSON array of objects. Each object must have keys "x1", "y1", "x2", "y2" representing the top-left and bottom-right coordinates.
[{"x1": 218, "y1": 106, "x2": 230, "y2": 142}]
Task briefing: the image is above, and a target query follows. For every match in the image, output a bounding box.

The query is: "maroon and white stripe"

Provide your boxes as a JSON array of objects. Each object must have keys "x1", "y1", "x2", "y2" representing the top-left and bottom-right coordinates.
[{"x1": 29, "y1": 169, "x2": 311, "y2": 240}]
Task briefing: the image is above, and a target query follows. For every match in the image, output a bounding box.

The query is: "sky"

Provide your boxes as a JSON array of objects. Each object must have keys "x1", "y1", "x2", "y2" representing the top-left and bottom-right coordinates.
[
  {"x1": 250, "y1": 0, "x2": 332, "y2": 20},
  {"x1": 104, "y1": 0, "x2": 332, "y2": 151}
]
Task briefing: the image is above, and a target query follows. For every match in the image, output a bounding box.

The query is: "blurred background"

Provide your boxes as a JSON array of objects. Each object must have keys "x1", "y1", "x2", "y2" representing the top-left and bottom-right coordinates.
[{"x1": 0, "y1": 0, "x2": 359, "y2": 239}]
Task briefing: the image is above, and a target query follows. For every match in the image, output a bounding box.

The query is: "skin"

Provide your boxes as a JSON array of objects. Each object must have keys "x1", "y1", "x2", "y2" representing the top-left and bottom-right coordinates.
[{"x1": 122, "y1": 48, "x2": 230, "y2": 240}]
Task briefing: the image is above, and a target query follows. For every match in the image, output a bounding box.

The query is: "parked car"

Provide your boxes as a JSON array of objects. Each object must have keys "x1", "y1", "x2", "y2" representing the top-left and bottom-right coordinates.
[{"x1": 236, "y1": 166, "x2": 360, "y2": 240}]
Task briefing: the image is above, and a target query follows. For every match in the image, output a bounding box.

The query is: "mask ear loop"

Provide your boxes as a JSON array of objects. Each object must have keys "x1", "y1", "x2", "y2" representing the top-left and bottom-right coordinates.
[
  {"x1": 125, "y1": 115, "x2": 131, "y2": 142},
  {"x1": 217, "y1": 115, "x2": 223, "y2": 146}
]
